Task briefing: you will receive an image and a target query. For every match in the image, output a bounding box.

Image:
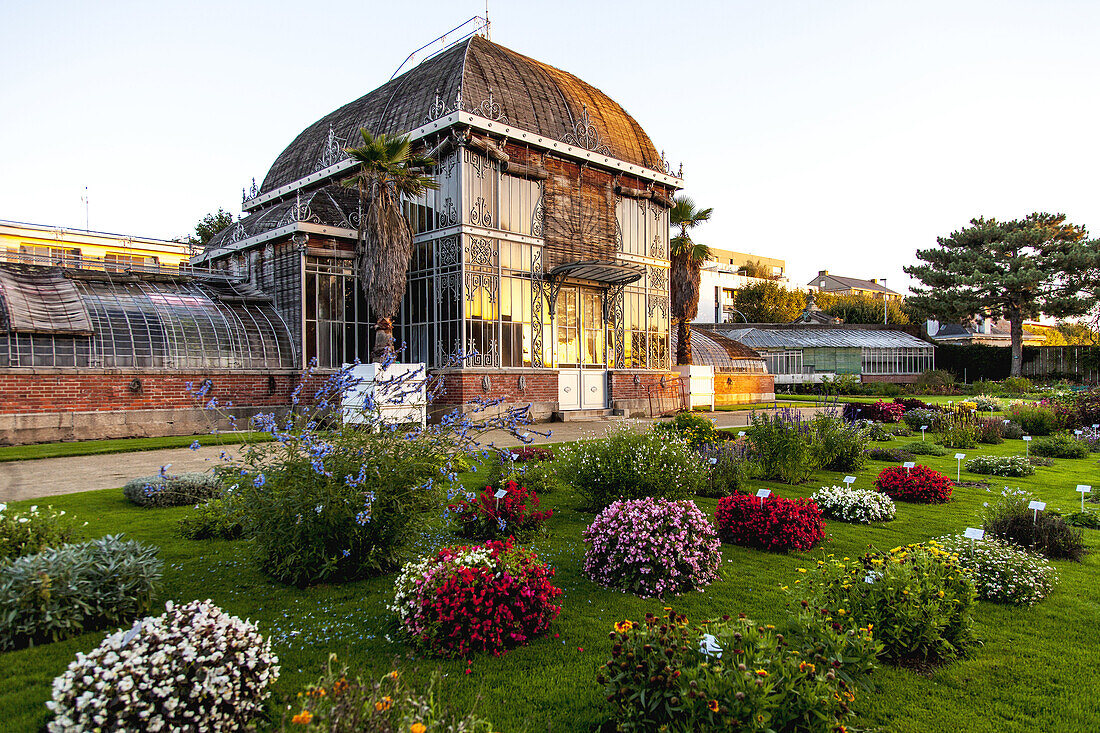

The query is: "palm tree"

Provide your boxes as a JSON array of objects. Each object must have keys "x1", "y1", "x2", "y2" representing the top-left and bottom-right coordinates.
[
  {"x1": 342, "y1": 130, "x2": 438, "y2": 338},
  {"x1": 669, "y1": 195, "x2": 712, "y2": 365}
]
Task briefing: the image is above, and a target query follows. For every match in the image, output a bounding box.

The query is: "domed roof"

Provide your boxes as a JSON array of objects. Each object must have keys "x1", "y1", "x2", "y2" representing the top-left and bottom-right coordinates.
[{"x1": 261, "y1": 35, "x2": 663, "y2": 193}]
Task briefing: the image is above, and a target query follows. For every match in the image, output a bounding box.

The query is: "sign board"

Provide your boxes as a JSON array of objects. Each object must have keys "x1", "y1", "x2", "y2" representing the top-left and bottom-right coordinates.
[
  {"x1": 493, "y1": 488, "x2": 509, "y2": 499},
  {"x1": 1077, "y1": 485, "x2": 1092, "y2": 494},
  {"x1": 1093, "y1": 424, "x2": 1099, "y2": 429},
  {"x1": 1074, "y1": 430, "x2": 1083, "y2": 436},
  {"x1": 709, "y1": 457, "x2": 718, "y2": 465},
  {"x1": 1023, "y1": 436, "x2": 1032, "y2": 442},
  {"x1": 920, "y1": 425, "x2": 928, "y2": 431},
  {"x1": 954, "y1": 453, "x2": 966, "y2": 460},
  {"x1": 1003, "y1": 419, "x2": 1011, "y2": 425},
  {"x1": 756, "y1": 489, "x2": 772, "y2": 499},
  {"x1": 964, "y1": 527, "x2": 985, "y2": 540},
  {"x1": 1028, "y1": 500, "x2": 1047, "y2": 511},
  {"x1": 902, "y1": 461, "x2": 916, "y2": 469},
  {"x1": 699, "y1": 633, "x2": 722, "y2": 658},
  {"x1": 737, "y1": 431, "x2": 746, "y2": 437},
  {"x1": 843, "y1": 476, "x2": 857, "y2": 485}
]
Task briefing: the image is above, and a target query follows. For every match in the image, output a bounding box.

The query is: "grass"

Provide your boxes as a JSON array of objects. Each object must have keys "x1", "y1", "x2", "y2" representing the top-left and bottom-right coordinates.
[
  {"x1": 0, "y1": 432, "x2": 271, "y2": 462},
  {"x1": 3, "y1": 433, "x2": 1100, "y2": 732}
]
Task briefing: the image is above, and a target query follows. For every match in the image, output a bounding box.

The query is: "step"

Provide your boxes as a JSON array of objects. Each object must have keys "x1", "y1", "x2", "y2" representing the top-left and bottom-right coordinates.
[{"x1": 551, "y1": 408, "x2": 613, "y2": 422}]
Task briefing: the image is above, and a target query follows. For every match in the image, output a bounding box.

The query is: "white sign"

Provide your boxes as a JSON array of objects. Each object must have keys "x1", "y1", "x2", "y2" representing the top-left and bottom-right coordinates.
[
  {"x1": 709, "y1": 457, "x2": 718, "y2": 465},
  {"x1": 1077, "y1": 484, "x2": 1092, "y2": 511},
  {"x1": 1093, "y1": 424, "x2": 1099, "y2": 429},
  {"x1": 964, "y1": 527, "x2": 985, "y2": 540},
  {"x1": 493, "y1": 488, "x2": 509, "y2": 499},
  {"x1": 756, "y1": 489, "x2": 772, "y2": 499},
  {"x1": 737, "y1": 431, "x2": 746, "y2": 437},
  {"x1": 902, "y1": 461, "x2": 916, "y2": 469},
  {"x1": 1074, "y1": 430, "x2": 1083, "y2": 436},
  {"x1": 121, "y1": 621, "x2": 142, "y2": 646},
  {"x1": 699, "y1": 633, "x2": 723, "y2": 658},
  {"x1": 1003, "y1": 419, "x2": 1011, "y2": 425},
  {"x1": 954, "y1": 453, "x2": 966, "y2": 460},
  {"x1": 843, "y1": 476, "x2": 857, "y2": 485},
  {"x1": 1023, "y1": 436, "x2": 1032, "y2": 442},
  {"x1": 920, "y1": 425, "x2": 928, "y2": 431},
  {"x1": 1028, "y1": 500, "x2": 1047, "y2": 511}
]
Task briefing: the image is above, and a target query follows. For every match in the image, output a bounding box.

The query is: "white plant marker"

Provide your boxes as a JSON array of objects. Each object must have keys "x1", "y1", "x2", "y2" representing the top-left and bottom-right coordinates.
[
  {"x1": 756, "y1": 488, "x2": 771, "y2": 507},
  {"x1": 709, "y1": 457, "x2": 718, "y2": 465},
  {"x1": 1077, "y1": 484, "x2": 1092, "y2": 512},
  {"x1": 1028, "y1": 499, "x2": 1046, "y2": 524},
  {"x1": 494, "y1": 487, "x2": 508, "y2": 511},
  {"x1": 920, "y1": 425, "x2": 928, "y2": 441},
  {"x1": 1023, "y1": 435, "x2": 1031, "y2": 458},
  {"x1": 1093, "y1": 424, "x2": 1099, "y2": 429},
  {"x1": 954, "y1": 453, "x2": 965, "y2": 482},
  {"x1": 1003, "y1": 419, "x2": 1010, "y2": 426},
  {"x1": 964, "y1": 526, "x2": 985, "y2": 549},
  {"x1": 737, "y1": 431, "x2": 746, "y2": 437},
  {"x1": 843, "y1": 475, "x2": 857, "y2": 487},
  {"x1": 699, "y1": 633, "x2": 723, "y2": 658},
  {"x1": 902, "y1": 461, "x2": 916, "y2": 475}
]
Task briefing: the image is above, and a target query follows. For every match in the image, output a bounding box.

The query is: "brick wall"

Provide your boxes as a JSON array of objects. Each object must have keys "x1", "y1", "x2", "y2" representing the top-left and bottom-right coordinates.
[
  {"x1": 431, "y1": 369, "x2": 559, "y2": 421},
  {"x1": 861, "y1": 374, "x2": 920, "y2": 385},
  {"x1": 607, "y1": 370, "x2": 682, "y2": 416}
]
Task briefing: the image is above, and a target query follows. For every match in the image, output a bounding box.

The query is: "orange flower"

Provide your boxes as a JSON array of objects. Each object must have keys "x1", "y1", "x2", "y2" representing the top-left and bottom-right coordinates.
[
  {"x1": 708, "y1": 699, "x2": 719, "y2": 713},
  {"x1": 374, "y1": 696, "x2": 393, "y2": 712},
  {"x1": 799, "y1": 662, "x2": 816, "y2": 674},
  {"x1": 614, "y1": 620, "x2": 634, "y2": 634},
  {"x1": 291, "y1": 710, "x2": 314, "y2": 725},
  {"x1": 411, "y1": 724, "x2": 427, "y2": 733}
]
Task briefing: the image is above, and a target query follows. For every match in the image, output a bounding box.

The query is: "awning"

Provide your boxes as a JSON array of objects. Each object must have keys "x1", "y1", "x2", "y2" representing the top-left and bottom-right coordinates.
[{"x1": 546, "y1": 260, "x2": 644, "y2": 286}]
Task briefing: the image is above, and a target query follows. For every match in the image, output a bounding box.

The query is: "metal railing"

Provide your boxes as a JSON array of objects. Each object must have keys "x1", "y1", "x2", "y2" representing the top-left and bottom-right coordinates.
[{"x1": 1, "y1": 251, "x2": 238, "y2": 280}]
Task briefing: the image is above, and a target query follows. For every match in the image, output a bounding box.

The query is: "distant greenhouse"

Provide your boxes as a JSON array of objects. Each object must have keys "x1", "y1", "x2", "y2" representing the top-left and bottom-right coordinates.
[{"x1": 700, "y1": 325, "x2": 933, "y2": 385}]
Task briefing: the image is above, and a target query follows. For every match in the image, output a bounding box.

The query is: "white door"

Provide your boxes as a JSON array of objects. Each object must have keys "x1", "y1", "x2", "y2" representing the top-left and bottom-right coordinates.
[
  {"x1": 555, "y1": 287, "x2": 607, "y2": 410},
  {"x1": 559, "y1": 369, "x2": 582, "y2": 410}
]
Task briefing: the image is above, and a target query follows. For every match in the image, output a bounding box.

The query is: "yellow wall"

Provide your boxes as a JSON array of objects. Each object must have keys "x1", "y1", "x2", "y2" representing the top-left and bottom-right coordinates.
[
  {"x1": 706, "y1": 248, "x2": 786, "y2": 276},
  {"x1": 0, "y1": 220, "x2": 192, "y2": 270}
]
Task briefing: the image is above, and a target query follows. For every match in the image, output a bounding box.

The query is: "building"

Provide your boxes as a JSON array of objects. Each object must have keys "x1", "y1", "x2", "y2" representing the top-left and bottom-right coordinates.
[
  {"x1": 810, "y1": 270, "x2": 902, "y2": 301},
  {"x1": 0, "y1": 220, "x2": 193, "y2": 272},
  {"x1": 926, "y1": 318, "x2": 1045, "y2": 347},
  {"x1": 670, "y1": 329, "x2": 774, "y2": 405},
  {"x1": 696, "y1": 250, "x2": 812, "y2": 325},
  {"x1": 698, "y1": 323, "x2": 934, "y2": 385}
]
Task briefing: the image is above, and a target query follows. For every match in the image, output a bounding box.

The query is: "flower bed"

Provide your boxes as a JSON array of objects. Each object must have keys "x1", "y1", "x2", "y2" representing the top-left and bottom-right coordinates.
[
  {"x1": 46, "y1": 599, "x2": 278, "y2": 732},
  {"x1": 937, "y1": 534, "x2": 1057, "y2": 606},
  {"x1": 874, "y1": 465, "x2": 953, "y2": 503},
  {"x1": 447, "y1": 480, "x2": 552, "y2": 540},
  {"x1": 965, "y1": 455, "x2": 1035, "y2": 477},
  {"x1": 1031, "y1": 433, "x2": 1089, "y2": 459},
  {"x1": 714, "y1": 493, "x2": 825, "y2": 551},
  {"x1": 0, "y1": 503, "x2": 77, "y2": 561},
  {"x1": 810, "y1": 485, "x2": 896, "y2": 523},
  {"x1": 390, "y1": 539, "x2": 561, "y2": 657},
  {"x1": 582, "y1": 498, "x2": 721, "y2": 598}
]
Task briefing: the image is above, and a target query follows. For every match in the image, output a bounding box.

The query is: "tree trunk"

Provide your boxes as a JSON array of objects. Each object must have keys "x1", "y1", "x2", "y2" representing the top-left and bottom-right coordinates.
[
  {"x1": 676, "y1": 318, "x2": 692, "y2": 365},
  {"x1": 1009, "y1": 309, "x2": 1024, "y2": 377}
]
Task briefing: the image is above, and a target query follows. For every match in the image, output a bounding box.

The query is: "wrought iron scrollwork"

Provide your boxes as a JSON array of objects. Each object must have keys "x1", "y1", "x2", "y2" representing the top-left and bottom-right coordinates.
[
  {"x1": 606, "y1": 282, "x2": 626, "y2": 369},
  {"x1": 531, "y1": 185, "x2": 545, "y2": 237},
  {"x1": 531, "y1": 248, "x2": 546, "y2": 367},
  {"x1": 465, "y1": 272, "x2": 498, "y2": 304},
  {"x1": 242, "y1": 177, "x2": 260, "y2": 204},
  {"x1": 561, "y1": 104, "x2": 612, "y2": 156},
  {"x1": 316, "y1": 125, "x2": 349, "y2": 171},
  {"x1": 470, "y1": 197, "x2": 492, "y2": 227},
  {"x1": 437, "y1": 197, "x2": 459, "y2": 228},
  {"x1": 439, "y1": 236, "x2": 461, "y2": 267},
  {"x1": 649, "y1": 266, "x2": 667, "y2": 292},
  {"x1": 466, "y1": 237, "x2": 495, "y2": 266}
]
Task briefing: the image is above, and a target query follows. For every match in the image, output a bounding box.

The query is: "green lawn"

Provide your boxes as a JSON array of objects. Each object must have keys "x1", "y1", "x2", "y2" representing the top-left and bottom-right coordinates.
[
  {"x1": 3, "y1": 434, "x2": 1099, "y2": 732},
  {"x1": 0, "y1": 432, "x2": 270, "y2": 462}
]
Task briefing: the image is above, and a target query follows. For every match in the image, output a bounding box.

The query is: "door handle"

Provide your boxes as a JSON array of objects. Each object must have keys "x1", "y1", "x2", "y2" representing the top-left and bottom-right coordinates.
[
  {"x1": 589, "y1": 386, "x2": 597, "y2": 392},
  {"x1": 563, "y1": 386, "x2": 571, "y2": 393}
]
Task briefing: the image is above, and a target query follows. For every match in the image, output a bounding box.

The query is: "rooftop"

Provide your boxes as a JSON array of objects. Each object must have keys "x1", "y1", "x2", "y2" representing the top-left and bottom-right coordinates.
[{"x1": 707, "y1": 325, "x2": 932, "y2": 350}]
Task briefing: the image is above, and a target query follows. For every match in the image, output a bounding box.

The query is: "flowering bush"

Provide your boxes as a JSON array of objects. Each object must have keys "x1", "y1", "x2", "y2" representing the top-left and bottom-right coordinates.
[
  {"x1": 797, "y1": 541, "x2": 977, "y2": 665},
  {"x1": 812, "y1": 411, "x2": 870, "y2": 472},
  {"x1": 902, "y1": 407, "x2": 944, "y2": 432},
  {"x1": 863, "y1": 399, "x2": 904, "y2": 423},
  {"x1": 874, "y1": 465, "x2": 953, "y2": 503},
  {"x1": 1007, "y1": 403, "x2": 1060, "y2": 435},
  {"x1": 176, "y1": 495, "x2": 246, "y2": 540},
  {"x1": 976, "y1": 418, "x2": 1005, "y2": 444},
  {"x1": 486, "y1": 449, "x2": 558, "y2": 495},
  {"x1": 558, "y1": 425, "x2": 706, "y2": 509},
  {"x1": 937, "y1": 534, "x2": 1057, "y2": 606},
  {"x1": 810, "y1": 485, "x2": 896, "y2": 523},
  {"x1": 597, "y1": 607, "x2": 879, "y2": 733},
  {"x1": 965, "y1": 455, "x2": 1035, "y2": 477},
  {"x1": 582, "y1": 498, "x2": 721, "y2": 598},
  {"x1": 47, "y1": 599, "x2": 278, "y2": 732},
  {"x1": 973, "y1": 395, "x2": 1006, "y2": 412},
  {"x1": 123, "y1": 471, "x2": 222, "y2": 508},
  {"x1": 714, "y1": 493, "x2": 826, "y2": 552},
  {"x1": 746, "y1": 410, "x2": 818, "y2": 484},
  {"x1": 282, "y1": 656, "x2": 494, "y2": 732},
  {"x1": 447, "y1": 481, "x2": 552, "y2": 540},
  {"x1": 391, "y1": 538, "x2": 561, "y2": 657},
  {"x1": 654, "y1": 411, "x2": 720, "y2": 449},
  {"x1": 981, "y1": 488, "x2": 1085, "y2": 561},
  {"x1": 937, "y1": 419, "x2": 978, "y2": 449},
  {"x1": 0, "y1": 503, "x2": 77, "y2": 560},
  {"x1": 0, "y1": 535, "x2": 161, "y2": 650},
  {"x1": 698, "y1": 442, "x2": 753, "y2": 497},
  {"x1": 865, "y1": 447, "x2": 914, "y2": 463},
  {"x1": 504, "y1": 445, "x2": 554, "y2": 462},
  {"x1": 899, "y1": 440, "x2": 949, "y2": 456},
  {"x1": 894, "y1": 396, "x2": 929, "y2": 412},
  {"x1": 1031, "y1": 432, "x2": 1089, "y2": 459}
]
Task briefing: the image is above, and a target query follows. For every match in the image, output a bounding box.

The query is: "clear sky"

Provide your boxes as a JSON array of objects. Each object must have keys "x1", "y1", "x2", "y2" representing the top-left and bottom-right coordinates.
[{"x1": 2, "y1": 0, "x2": 1097, "y2": 292}]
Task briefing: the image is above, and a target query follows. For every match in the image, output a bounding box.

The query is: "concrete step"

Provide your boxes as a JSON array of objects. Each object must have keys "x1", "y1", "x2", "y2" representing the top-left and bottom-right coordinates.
[{"x1": 551, "y1": 408, "x2": 613, "y2": 422}]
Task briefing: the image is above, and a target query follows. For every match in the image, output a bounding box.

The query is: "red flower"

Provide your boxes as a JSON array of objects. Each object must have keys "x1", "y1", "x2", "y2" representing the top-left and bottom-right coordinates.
[
  {"x1": 873, "y1": 465, "x2": 952, "y2": 503},
  {"x1": 714, "y1": 493, "x2": 825, "y2": 551}
]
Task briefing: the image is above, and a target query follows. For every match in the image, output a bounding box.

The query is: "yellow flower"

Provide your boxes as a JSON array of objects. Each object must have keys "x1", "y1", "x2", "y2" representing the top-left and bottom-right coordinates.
[
  {"x1": 292, "y1": 710, "x2": 314, "y2": 725},
  {"x1": 708, "y1": 699, "x2": 719, "y2": 713},
  {"x1": 411, "y1": 725, "x2": 427, "y2": 733},
  {"x1": 837, "y1": 609, "x2": 846, "y2": 616},
  {"x1": 797, "y1": 568, "x2": 807, "y2": 573},
  {"x1": 765, "y1": 624, "x2": 775, "y2": 629},
  {"x1": 799, "y1": 662, "x2": 816, "y2": 673},
  {"x1": 755, "y1": 669, "x2": 769, "y2": 677},
  {"x1": 388, "y1": 671, "x2": 399, "y2": 680},
  {"x1": 615, "y1": 620, "x2": 634, "y2": 634},
  {"x1": 937, "y1": 590, "x2": 945, "y2": 598}
]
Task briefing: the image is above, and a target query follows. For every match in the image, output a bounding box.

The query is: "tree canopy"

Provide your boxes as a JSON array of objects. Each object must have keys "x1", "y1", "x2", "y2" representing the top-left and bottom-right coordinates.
[
  {"x1": 904, "y1": 213, "x2": 1100, "y2": 375},
  {"x1": 186, "y1": 208, "x2": 234, "y2": 248},
  {"x1": 727, "y1": 282, "x2": 918, "y2": 325}
]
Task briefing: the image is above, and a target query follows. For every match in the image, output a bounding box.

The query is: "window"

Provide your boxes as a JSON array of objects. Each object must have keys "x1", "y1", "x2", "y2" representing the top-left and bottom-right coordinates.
[
  {"x1": 763, "y1": 350, "x2": 803, "y2": 375},
  {"x1": 499, "y1": 174, "x2": 541, "y2": 235},
  {"x1": 615, "y1": 198, "x2": 669, "y2": 259},
  {"x1": 17, "y1": 244, "x2": 81, "y2": 266},
  {"x1": 861, "y1": 347, "x2": 933, "y2": 375},
  {"x1": 105, "y1": 252, "x2": 156, "y2": 272},
  {"x1": 304, "y1": 256, "x2": 370, "y2": 368}
]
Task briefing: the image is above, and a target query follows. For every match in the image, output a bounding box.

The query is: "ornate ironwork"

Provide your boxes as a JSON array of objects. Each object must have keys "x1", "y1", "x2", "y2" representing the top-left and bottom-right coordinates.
[
  {"x1": 467, "y1": 338, "x2": 497, "y2": 367},
  {"x1": 470, "y1": 197, "x2": 493, "y2": 227},
  {"x1": 650, "y1": 203, "x2": 663, "y2": 258},
  {"x1": 242, "y1": 177, "x2": 260, "y2": 204},
  {"x1": 316, "y1": 124, "x2": 349, "y2": 171},
  {"x1": 437, "y1": 197, "x2": 459, "y2": 228},
  {"x1": 607, "y1": 282, "x2": 626, "y2": 369},
  {"x1": 465, "y1": 148, "x2": 487, "y2": 179},
  {"x1": 424, "y1": 90, "x2": 450, "y2": 124},
  {"x1": 531, "y1": 185, "x2": 545, "y2": 237},
  {"x1": 439, "y1": 236, "x2": 461, "y2": 267},
  {"x1": 226, "y1": 222, "x2": 248, "y2": 244},
  {"x1": 440, "y1": 151, "x2": 457, "y2": 179},
  {"x1": 614, "y1": 196, "x2": 624, "y2": 252},
  {"x1": 649, "y1": 266, "x2": 667, "y2": 292},
  {"x1": 531, "y1": 248, "x2": 545, "y2": 367},
  {"x1": 561, "y1": 104, "x2": 612, "y2": 156},
  {"x1": 464, "y1": 87, "x2": 508, "y2": 123},
  {"x1": 465, "y1": 272, "x2": 498, "y2": 304},
  {"x1": 466, "y1": 237, "x2": 495, "y2": 266},
  {"x1": 647, "y1": 294, "x2": 668, "y2": 317},
  {"x1": 439, "y1": 271, "x2": 461, "y2": 300}
]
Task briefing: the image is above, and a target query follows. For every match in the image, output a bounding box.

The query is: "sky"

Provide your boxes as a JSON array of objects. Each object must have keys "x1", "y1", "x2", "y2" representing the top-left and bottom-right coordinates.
[{"x1": 2, "y1": 0, "x2": 1098, "y2": 293}]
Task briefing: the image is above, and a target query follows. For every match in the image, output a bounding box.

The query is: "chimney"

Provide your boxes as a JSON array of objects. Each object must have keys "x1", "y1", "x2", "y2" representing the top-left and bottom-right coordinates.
[
  {"x1": 817, "y1": 270, "x2": 828, "y2": 277},
  {"x1": 870, "y1": 278, "x2": 878, "y2": 284}
]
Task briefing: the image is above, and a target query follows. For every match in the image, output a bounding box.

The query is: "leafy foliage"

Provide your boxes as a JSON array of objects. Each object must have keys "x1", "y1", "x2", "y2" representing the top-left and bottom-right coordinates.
[
  {"x1": 670, "y1": 196, "x2": 712, "y2": 364},
  {"x1": 746, "y1": 410, "x2": 818, "y2": 484},
  {"x1": 1007, "y1": 404, "x2": 1061, "y2": 435},
  {"x1": 698, "y1": 442, "x2": 753, "y2": 497},
  {"x1": 176, "y1": 495, "x2": 245, "y2": 540},
  {"x1": 981, "y1": 489, "x2": 1085, "y2": 561},
  {"x1": 447, "y1": 481, "x2": 552, "y2": 541},
  {"x1": 0, "y1": 503, "x2": 77, "y2": 560},
  {"x1": 937, "y1": 534, "x2": 1057, "y2": 606},
  {"x1": 966, "y1": 455, "x2": 1035, "y2": 477},
  {"x1": 185, "y1": 207, "x2": 234, "y2": 248},
  {"x1": 1031, "y1": 432, "x2": 1089, "y2": 459},
  {"x1": 654, "y1": 411, "x2": 719, "y2": 449},
  {"x1": 122, "y1": 471, "x2": 222, "y2": 508}
]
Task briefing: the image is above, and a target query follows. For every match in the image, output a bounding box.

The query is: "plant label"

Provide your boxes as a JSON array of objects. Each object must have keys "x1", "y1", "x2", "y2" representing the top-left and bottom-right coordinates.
[
  {"x1": 920, "y1": 425, "x2": 928, "y2": 431},
  {"x1": 1077, "y1": 485, "x2": 1091, "y2": 511},
  {"x1": 1028, "y1": 500, "x2": 1047, "y2": 511},
  {"x1": 756, "y1": 489, "x2": 772, "y2": 499},
  {"x1": 1023, "y1": 436, "x2": 1032, "y2": 442},
  {"x1": 902, "y1": 461, "x2": 916, "y2": 470},
  {"x1": 737, "y1": 431, "x2": 746, "y2": 437},
  {"x1": 1093, "y1": 424, "x2": 1099, "y2": 429},
  {"x1": 1075, "y1": 430, "x2": 1083, "y2": 436},
  {"x1": 1003, "y1": 419, "x2": 1010, "y2": 425},
  {"x1": 964, "y1": 527, "x2": 985, "y2": 540},
  {"x1": 699, "y1": 633, "x2": 723, "y2": 658},
  {"x1": 121, "y1": 620, "x2": 142, "y2": 646},
  {"x1": 954, "y1": 453, "x2": 966, "y2": 460},
  {"x1": 494, "y1": 488, "x2": 508, "y2": 499},
  {"x1": 709, "y1": 457, "x2": 718, "y2": 465},
  {"x1": 843, "y1": 476, "x2": 857, "y2": 485}
]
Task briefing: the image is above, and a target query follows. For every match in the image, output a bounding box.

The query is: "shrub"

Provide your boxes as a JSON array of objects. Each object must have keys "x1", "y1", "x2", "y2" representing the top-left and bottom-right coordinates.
[
  {"x1": 813, "y1": 412, "x2": 870, "y2": 472},
  {"x1": 283, "y1": 657, "x2": 493, "y2": 732},
  {"x1": 699, "y1": 442, "x2": 753, "y2": 497},
  {"x1": 937, "y1": 419, "x2": 979, "y2": 449},
  {"x1": 894, "y1": 396, "x2": 929, "y2": 412},
  {"x1": 559, "y1": 426, "x2": 706, "y2": 509},
  {"x1": 504, "y1": 445, "x2": 554, "y2": 462},
  {"x1": 798, "y1": 542, "x2": 977, "y2": 665},
  {"x1": 902, "y1": 408, "x2": 944, "y2": 432},
  {"x1": 1073, "y1": 426, "x2": 1100, "y2": 452},
  {"x1": 0, "y1": 535, "x2": 161, "y2": 650},
  {"x1": 715, "y1": 493, "x2": 826, "y2": 551},
  {"x1": 654, "y1": 411, "x2": 719, "y2": 449},
  {"x1": 1028, "y1": 456, "x2": 1054, "y2": 467},
  {"x1": 810, "y1": 485, "x2": 896, "y2": 523},
  {"x1": 863, "y1": 420, "x2": 894, "y2": 442},
  {"x1": 746, "y1": 410, "x2": 818, "y2": 484},
  {"x1": 0, "y1": 503, "x2": 77, "y2": 560},
  {"x1": 1007, "y1": 404, "x2": 1060, "y2": 435},
  {"x1": 888, "y1": 423, "x2": 913, "y2": 437},
  {"x1": 937, "y1": 534, "x2": 1057, "y2": 606},
  {"x1": 597, "y1": 607, "x2": 878, "y2": 733},
  {"x1": 486, "y1": 450, "x2": 558, "y2": 495},
  {"x1": 863, "y1": 400, "x2": 904, "y2": 423},
  {"x1": 390, "y1": 538, "x2": 561, "y2": 657},
  {"x1": 916, "y1": 369, "x2": 956, "y2": 388},
  {"x1": 47, "y1": 599, "x2": 278, "y2": 733},
  {"x1": 865, "y1": 447, "x2": 915, "y2": 462},
  {"x1": 177, "y1": 495, "x2": 245, "y2": 540},
  {"x1": 966, "y1": 455, "x2": 1035, "y2": 477},
  {"x1": 582, "y1": 498, "x2": 721, "y2": 598},
  {"x1": 982, "y1": 489, "x2": 1085, "y2": 561},
  {"x1": 1003, "y1": 420, "x2": 1025, "y2": 439},
  {"x1": 874, "y1": 465, "x2": 953, "y2": 503},
  {"x1": 123, "y1": 471, "x2": 222, "y2": 508},
  {"x1": 898, "y1": 440, "x2": 949, "y2": 457},
  {"x1": 1060, "y1": 510, "x2": 1100, "y2": 529},
  {"x1": 973, "y1": 395, "x2": 1006, "y2": 412},
  {"x1": 1032, "y1": 432, "x2": 1089, "y2": 459},
  {"x1": 976, "y1": 418, "x2": 1005, "y2": 444},
  {"x1": 447, "y1": 480, "x2": 552, "y2": 541},
  {"x1": 1002, "y1": 376, "x2": 1033, "y2": 394}
]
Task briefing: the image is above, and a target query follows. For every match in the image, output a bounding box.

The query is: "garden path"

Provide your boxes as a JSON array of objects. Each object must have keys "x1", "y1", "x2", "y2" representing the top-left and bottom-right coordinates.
[{"x1": 0, "y1": 406, "x2": 821, "y2": 501}]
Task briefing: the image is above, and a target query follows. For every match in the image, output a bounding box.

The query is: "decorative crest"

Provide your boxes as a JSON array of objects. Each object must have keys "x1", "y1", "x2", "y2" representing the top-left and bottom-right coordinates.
[
  {"x1": 561, "y1": 104, "x2": 612, "y2": 156},
  {"x1": 242, "y1": 177, "x2": 260, "y2": 204},
  {"x1": 316, "y1": 124, "x2": 349, "y2": 171}
]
